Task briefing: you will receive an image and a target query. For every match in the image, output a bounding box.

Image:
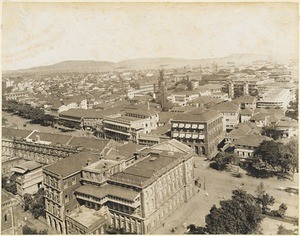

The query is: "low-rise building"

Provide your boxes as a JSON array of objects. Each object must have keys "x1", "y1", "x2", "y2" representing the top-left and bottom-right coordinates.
[{"x1": 233, "y1": 134, "x2": 272, "y2": 159}]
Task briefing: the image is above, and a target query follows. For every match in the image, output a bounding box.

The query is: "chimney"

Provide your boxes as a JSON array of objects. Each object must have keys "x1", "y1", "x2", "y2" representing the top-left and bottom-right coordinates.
[{"x1": 86, "y1": 158, "x2": 91, "y2": 166}]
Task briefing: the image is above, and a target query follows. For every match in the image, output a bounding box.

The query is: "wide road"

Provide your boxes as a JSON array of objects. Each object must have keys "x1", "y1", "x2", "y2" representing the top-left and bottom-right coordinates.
[{"x1": 152, "y1": 157, "x2": 298, "y2": 234}]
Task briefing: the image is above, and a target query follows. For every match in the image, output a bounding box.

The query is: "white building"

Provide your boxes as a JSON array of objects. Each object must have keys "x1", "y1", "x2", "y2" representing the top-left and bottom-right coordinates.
[{"x1": 257, "y1": 88, "x2": 291, "y2": 111}]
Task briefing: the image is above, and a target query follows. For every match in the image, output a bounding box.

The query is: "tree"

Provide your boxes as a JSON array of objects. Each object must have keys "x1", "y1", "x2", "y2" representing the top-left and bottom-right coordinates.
[
  {"x1": 31, "y1": 188, "x2": 46, "y2": 219},
  {"x1": 23, "y1": 193, "x2": 33, "y2": 211},
  {"x1": 210, "y1": 152, "x2": 240, "y2": 171},
  {"x1": 255, "y1": 182, "x2": 275, "y2": 214},
  {"x1": 199, "y1": 189, "x2": 263, "y2": 234},
  {"x1": 261, "y1": 127, "x2": 283, "y2": 140},
  {"x1": 253, "y1": 140, "x2": 298, "y2": 179}
]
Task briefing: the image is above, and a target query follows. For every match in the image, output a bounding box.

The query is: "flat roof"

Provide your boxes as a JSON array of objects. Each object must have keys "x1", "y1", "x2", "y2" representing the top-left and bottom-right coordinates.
[
  {"x1": 67, "y1": 205, "x2": 107, "y2": 228},
  {"x1": 111, "y1": 150, "x2": 184, "y2": 187}
]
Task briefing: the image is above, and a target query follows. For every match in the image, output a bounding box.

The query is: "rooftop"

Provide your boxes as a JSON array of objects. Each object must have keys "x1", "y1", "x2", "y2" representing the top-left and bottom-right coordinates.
[
  {"x1": 11, "y1": 161, "x2": 42, "y2": 174},
  {"x1": 173, "y1": 108, "x2": 221, "y2": 123},
  {"x1": 75, "y1": 184, "x2": 140, "y2": 202},
  {"x1": 45, "y1": 151, "x2": 100, "y2": 177},
  {"x1": 67, "y1": 205, "x2": 107, "y2": 229},
  {"x1": 60, "y1": 109, "x2": 104, "y2": 119},
  {"x1": 234, "y1": 134, "x2": 272, "y2": 147},
  {"x1": 68, "y1": 137, "x2": 109, "y2": 152},
  {"x1": 2, "y1": 127, "x2": 32, "y2": 140},
  {"x1": 235, "y1": 95, "x2": 257, "y2": 104}
]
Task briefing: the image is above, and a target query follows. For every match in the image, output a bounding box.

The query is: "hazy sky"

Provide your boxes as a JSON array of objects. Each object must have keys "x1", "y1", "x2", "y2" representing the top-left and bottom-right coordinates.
[{"x1": 2, "y1": 2, "x2": 299, "y2": 70}]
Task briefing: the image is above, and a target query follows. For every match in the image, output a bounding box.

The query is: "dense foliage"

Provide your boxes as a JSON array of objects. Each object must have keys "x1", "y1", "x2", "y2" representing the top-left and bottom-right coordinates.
[
  {"x1": 2, "y1": 100, "x2": 56, "y2": 126},
  {"x1": 253, "y1": 140, "x2": 298, "y2": 179},
  {"x1": 23, "y1": 188, "x2": 46, "y2": 219},
  {"x1": 210, "y1": 152, "x2": 240, "y2": 171},
  {"x1": 188, "y1": 189, "x2": 263, "y2": 234},
  {"x1": 261, "y1": 127, "x2": 283, "y2": 140},
  {"x1": 23, "y1": 225, "x2": 48, "y2": 235},
  {"x1": 2, "y1": 175, "x2": 17, "y2": 195}
]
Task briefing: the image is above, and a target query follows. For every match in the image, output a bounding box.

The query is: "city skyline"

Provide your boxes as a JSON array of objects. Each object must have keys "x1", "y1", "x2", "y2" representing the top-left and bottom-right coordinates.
[{"x1": 3, "y1": 2, "x2": 299, "y2": 71}]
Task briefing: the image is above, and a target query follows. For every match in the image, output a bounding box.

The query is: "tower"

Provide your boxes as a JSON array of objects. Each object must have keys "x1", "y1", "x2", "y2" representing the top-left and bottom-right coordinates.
[{"x1": 159, "y1": 70, "x2": 167, "y2": 111}]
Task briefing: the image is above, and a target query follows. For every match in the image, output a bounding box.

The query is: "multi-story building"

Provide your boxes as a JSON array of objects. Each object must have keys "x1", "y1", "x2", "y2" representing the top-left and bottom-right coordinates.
[
  {"x1": 257, "y1": 88, "x2": 292, "y2": 111},
  {"x1": 42, "y1": 139, "x2": 195, "y2": 234},
  {"x1": 235, "y1": 95, "x2": 257, "y2": 110},
  {"x1": 1, "y1": 190, "x2": 22, "y2": 235},
  {"x1": 5, "y1": 91, "x2": 29, "y2": 101},
  {"x1": 170, "y1": 108, "x2": 223, "y2": 158},
  {"x1": 1, "y1": 127, "x2": 114, "y2": 174},
  {"x1": 211, "y1": 101, "x2": 240, "y2": 132},
  {"x1": 103, "y1": 105, "x2": 159, "y2": 142},
  {"x1": 167, "y1": 91, "x2": 199, "y2": 107},
  {"x1": 11, "y1": 161, "x2": 43, "y2": 196}
]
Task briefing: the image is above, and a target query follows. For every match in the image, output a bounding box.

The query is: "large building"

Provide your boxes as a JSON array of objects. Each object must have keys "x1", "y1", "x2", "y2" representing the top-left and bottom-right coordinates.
[
  {"x1": 256, "y1": 88, "x2": 292, "y2": 111},
  {"x1": 103, "y1": 105, "x2": 159, "y2": 142},
  {"x1": 42, "y1": 139, "x2": 195, "y2": 234},
  {"x1": 170, "y1": 108, "x2": 223, "y2": 158}
]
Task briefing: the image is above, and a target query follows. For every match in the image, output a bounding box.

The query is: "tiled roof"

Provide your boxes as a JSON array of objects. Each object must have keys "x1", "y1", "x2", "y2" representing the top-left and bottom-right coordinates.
[
  {"x1": 27, "y1": 131, "x2": 72, "y2": 145},
  {"x1": 235, "y1": 95, "x2": 257, "y2": 104},
  {"x1": 68, "y1": 137, "x2": 109, "y2": 151},
  {"x1": 75, "y1": 184, "x2": 140, "y2": 202},
  {"x1": 211, "y1": 101, "x2": 240, "y2": 113},
  {"x1": 45, "y1": 151, "x2": 99, "y2": 177},
  {"x1": 60, "y1": 109, "x2": 104, "y2": 119},
  {"x1": 2, "y1": 127, "x2": 32, "y2": 140},
  {"x1": 234, "y1": 134, "x2": 272, "y2": 147},
  {"x1": 173, "y1": 108, "x2": 221, "y2": 122}
]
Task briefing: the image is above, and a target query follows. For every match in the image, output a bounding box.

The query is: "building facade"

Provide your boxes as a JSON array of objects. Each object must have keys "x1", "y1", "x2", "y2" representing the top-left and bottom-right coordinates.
[{"x1": 170, "y1": 108, "x2": 223, "y2": 158}]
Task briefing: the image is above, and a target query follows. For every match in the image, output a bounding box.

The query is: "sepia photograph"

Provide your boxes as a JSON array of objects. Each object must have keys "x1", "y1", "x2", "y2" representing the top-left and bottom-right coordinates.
[{"x1": 1, "y1": 1, "x2": 299, "y2": 235}]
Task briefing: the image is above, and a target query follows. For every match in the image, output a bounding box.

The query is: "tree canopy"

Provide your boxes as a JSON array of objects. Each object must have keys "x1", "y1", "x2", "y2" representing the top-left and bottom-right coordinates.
[
  {"x1": 189, "y1": 189, "x2": 263, "y2": 234},
  {"x1": 253, "y1": 140, "x2": 298, "y2": 179}
]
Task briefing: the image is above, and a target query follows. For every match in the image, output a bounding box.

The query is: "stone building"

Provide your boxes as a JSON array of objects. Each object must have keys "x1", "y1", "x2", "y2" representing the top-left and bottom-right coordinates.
[
  {"x1": 42, "y1": 139, "x2": 195, "y2": 234},
  {"x1": 103, "y1": 105, "x2": 159, "y2": 142},
  {"x1": 171, "y1": 108, "x2": 223, "y2": 158}
]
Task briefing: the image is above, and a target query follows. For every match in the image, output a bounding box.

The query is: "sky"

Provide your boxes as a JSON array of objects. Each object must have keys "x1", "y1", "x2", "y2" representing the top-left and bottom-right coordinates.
[{"x1": 2, "y1": 2, "x2": 299, "y2": 71}]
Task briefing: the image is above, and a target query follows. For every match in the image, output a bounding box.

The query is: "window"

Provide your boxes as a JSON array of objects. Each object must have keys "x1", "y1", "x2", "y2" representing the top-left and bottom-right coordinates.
[
  {"x1": 4, "y1": 214, "x2": 8, "y2": 222},
  {"x1": 65, "y1": 194, "x2": 69, "y2": 203},
  {"x1": 64, "y1": 180, "x2": 68, "y2": 189},
  {"x1": 72, "y1": 177, "x2": 76, "y2": 185}
]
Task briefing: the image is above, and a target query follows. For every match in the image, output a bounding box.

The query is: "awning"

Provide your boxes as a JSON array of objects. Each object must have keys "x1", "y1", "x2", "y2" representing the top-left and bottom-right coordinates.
[
  {"x1": 173, "y1": 132, "x2": 179, "y2": 137},
  {"x1": 186, "y1": 133, "x2": 192, "y2": 138},
  {"x1": 192, "y1": 134, "x2": 198, "y2": 139},
  {"x1": 185, "y1": 124, "x2": 191, "y2": 128},
  {"x1": 178, "y1": 123, "x2": 184, "y2": 128},
  {"x1": 199, "y1": 135, "x2": 205, "y2": 139},
  {"x1": 192, "y1": 124, "x2": 198, "y2": 129},
  {"x1": 179, "y1": 133, "x2": 185, "y2": 138},
  {"x1": 172, "y1": 123, "x2": 178, "y2": 128},
  {"x1": 198, "y1": 124, "x2": 204, "y2": 129}
]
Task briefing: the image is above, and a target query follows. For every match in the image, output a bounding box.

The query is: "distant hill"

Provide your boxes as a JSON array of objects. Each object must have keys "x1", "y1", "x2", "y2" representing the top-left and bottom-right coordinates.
[{"x1": 4, "y1": 53, "x2": 297, "y2": 74}]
